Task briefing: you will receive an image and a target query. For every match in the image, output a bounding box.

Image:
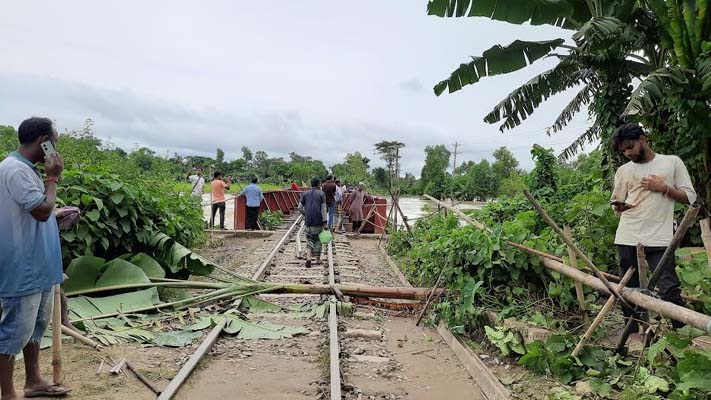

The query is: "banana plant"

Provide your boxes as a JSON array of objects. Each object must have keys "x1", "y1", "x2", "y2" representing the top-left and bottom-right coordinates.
[
  {"x1": 622, "y1": 0, "x2": 711, "y2": 212},
  {"x1": 428, "y1": 0, "x2": 648, "y2": 161}
]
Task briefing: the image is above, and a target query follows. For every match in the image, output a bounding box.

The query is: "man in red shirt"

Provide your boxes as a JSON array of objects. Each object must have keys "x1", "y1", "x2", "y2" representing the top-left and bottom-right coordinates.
[{"x1": 321, "y1": 175, "x2": 337, "y2": 229}]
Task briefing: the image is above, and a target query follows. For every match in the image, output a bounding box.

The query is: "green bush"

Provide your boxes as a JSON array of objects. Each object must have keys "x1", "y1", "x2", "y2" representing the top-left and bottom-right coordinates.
[
  {"x1": 58, "y1": 167, "x2": 205, "y2": 269},
  {"x1": 259, "y1": 210, "x2": 284, "y2": 231}
]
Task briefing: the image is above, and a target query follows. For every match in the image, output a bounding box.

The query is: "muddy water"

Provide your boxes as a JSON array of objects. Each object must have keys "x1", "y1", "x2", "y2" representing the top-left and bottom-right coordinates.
[{"x1": 388, "y1": 196, "x2": 485, "y2": 228}]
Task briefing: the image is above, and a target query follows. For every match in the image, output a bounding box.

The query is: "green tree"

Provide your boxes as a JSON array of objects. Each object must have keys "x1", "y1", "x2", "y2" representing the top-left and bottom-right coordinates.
[
  {"x1": 0, "y1": 125, "x2": 17, "y2": 155},
  {"x1": 372, "y1": 167, "x2": 388, "y2": 189},
  {"x1": 419, "y1": 145, "x2": 451, "y2": 198},
  {"x1": 332, "y1": 152, "x2": 371, "y2": 186},
  {"x1": 241, "y1": 146, "x2": 253, "y2": 164},
  {"x1": 374, "y1": 141, "x2": 406, "y2": 196},
  {"x1": 468, "y1": 160, "x2": 497, "y2": 201},
  {"x1": 492, "y1": 146, "x2": 519, "y2": 180},
  {"x1": 529, "y1": 144, "x2": 558, "y2": 192},
  {"x1": 215, "y1": 148, "x2": 225, "y2": 172}
]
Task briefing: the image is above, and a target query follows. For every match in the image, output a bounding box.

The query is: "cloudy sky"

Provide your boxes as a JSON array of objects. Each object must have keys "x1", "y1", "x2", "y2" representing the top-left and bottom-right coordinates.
[{"x1": 0, "y1": 1, "x2": 593, "y2": 174}]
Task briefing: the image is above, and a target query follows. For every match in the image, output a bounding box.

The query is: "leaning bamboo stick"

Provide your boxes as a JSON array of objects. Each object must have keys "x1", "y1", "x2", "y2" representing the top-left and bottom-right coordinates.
[
  {"x1": 700, "y1": 218, "x2": 711, "y2": 269},
  {"x1": 571, "y1": 267, "x2": 636, "y2": 357},
  {"x1": 564, "y1": 225, "x2": 587, "y2": 322},
  {"x1": 423, "y1": 193, "x2": 705, "y2": 307},
  {"x1": 61, "y1": 326, "x2": 102, "y2": 350},
  {"x1": 52, "y1": 284, "x2": 63, "y2": 385},
  {"x1": 415, "y1": 270, "x2": 445, "y2": 326},
  {"x1": 541, "y1": 257, "x2": 711, "y2": 332},
  {"x1": 615, "y1": 204, "x2": 700, "y2": 353},
  {"x1": 126, "y1": 361, "x2": 162, "y2": 395},
  {"x1": 523, "y1": 190, "x2": 632, "y2": 311}
]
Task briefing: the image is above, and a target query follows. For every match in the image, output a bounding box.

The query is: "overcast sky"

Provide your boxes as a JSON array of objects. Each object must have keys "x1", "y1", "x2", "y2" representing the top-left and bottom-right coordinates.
[{"x1": 0, "y1": 1, "x2": 593, "y2": 175}]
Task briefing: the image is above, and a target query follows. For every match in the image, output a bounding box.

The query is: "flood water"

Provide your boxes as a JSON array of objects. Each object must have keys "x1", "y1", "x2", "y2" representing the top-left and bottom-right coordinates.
[{"x1": 388, "y1": 196, "x2": 485, "y2": 228}]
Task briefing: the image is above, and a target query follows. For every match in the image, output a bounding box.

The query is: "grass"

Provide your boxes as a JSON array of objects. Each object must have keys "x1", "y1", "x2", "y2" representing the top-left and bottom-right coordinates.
[{"x1": 174, "y1": 181, "x2": 285, "y2": 194}]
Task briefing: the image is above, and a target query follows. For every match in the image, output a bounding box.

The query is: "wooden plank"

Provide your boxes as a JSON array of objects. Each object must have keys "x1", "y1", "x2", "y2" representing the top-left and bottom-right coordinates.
[{"x1": 436, "y1": 322, "x2": 511, "y2": 400}]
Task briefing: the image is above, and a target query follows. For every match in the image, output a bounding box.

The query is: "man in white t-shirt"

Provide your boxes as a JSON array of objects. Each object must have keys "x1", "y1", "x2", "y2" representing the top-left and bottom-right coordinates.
[
  {"x1": 610, "y1": 123, "x2": 697, "y2": 333},
  {"x1": 187, "y1": 168, "x2": 205, "y2": 198}
]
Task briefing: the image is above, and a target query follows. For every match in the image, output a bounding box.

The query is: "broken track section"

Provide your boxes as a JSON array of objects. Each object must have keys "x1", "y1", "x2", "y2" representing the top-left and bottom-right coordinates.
[{"x1": 175, "y1": 216, "x2": 482, "y2": 399}]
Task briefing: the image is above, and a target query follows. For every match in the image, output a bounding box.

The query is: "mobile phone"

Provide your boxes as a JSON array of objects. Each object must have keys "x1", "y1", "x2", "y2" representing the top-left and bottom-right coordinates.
[
  {"x1": 610, "y1": 200, "x2": 626, "y2": 207},
  {"x1": 40, "y1": 140, "x2": 56, "y2": 157}
]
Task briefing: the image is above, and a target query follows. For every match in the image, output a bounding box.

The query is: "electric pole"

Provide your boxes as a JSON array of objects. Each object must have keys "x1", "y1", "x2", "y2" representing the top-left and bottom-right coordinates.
[{"x1": 450, "y1": 141, "x2": 460, "y2": 203}]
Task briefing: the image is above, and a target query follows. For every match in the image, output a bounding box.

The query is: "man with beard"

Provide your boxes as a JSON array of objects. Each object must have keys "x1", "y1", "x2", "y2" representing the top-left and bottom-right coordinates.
[{"x1": 610, "y1": 123, "x2": 696, "y2": 336}]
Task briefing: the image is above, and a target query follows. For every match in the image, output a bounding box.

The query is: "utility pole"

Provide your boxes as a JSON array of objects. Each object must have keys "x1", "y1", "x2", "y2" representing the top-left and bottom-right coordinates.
[{"x1": 450, "y1": 141, "x2": 460, "y2": 204}]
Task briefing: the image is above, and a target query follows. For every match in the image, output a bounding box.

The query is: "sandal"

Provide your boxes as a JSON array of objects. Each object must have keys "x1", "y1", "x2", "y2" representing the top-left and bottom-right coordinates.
[{"x1": 25, "y1": 384, "x2": 72, "y2": 398}]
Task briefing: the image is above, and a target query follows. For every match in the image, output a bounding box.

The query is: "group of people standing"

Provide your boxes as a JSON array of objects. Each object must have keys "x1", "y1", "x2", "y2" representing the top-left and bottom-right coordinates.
[
  {"x1": 298, "y1": 175, "x2": 369, "y2": 267},
  {"x1": 186, "y1": 169, "x2": 263, "y2": 230}
]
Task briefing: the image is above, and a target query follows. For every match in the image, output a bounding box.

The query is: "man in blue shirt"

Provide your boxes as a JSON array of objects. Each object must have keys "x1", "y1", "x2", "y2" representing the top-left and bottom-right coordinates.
[
  {"x1": 0, "y1": 117, "x2": 71, "y2": 398},
  {"x1": 239, "y1": 177, "x2": 264, "y2": 230}
]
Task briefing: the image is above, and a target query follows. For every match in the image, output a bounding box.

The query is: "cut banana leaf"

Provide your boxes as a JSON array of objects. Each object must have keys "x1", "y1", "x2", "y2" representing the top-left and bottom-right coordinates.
[
  {"x1": 129, "y1": 253, "x2": 166, "y2": 278},
  {"x1": 63, "y1": 256, "x2": 106, "y2": 292},
  {"x1": 154, "y1": 330, "x2": 203, "y2": 347},
  {"x1": 95, "y1": 259, "x2": 151, "y2": 288},
  {"x1": 221, "y1": 314, "x2": 309, "y2": 339},
  {"x1": 67, "y1": 288, "x2": 161, "y2": 320}
]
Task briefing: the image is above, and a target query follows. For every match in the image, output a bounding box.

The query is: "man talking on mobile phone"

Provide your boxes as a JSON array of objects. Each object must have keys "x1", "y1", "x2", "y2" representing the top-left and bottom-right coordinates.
[
  {"x1": 610, "y1": 123, "x2": 696, "y2": 338},
  {"x1": 0, "y1": 117, "x2": 70, "y2": 398}
]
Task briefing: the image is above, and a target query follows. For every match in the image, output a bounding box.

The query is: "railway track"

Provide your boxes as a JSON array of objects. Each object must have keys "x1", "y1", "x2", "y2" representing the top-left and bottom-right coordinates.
[{"x1": 173, "y1": 214, "x2": 480, "y2": 399}]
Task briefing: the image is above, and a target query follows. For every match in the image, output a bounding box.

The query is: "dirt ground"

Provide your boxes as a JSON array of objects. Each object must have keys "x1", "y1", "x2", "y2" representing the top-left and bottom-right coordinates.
[
  {"x1": 342, "y1": 316, "x2": 482, "y2": 400},
  {"x1": 12, "y1": 230, "x2": 486, "y2": 400}
]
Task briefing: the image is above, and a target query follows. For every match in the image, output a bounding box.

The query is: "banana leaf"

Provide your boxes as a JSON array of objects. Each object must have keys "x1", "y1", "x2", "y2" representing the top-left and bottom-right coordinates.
[
  {"x1": 67, "y1": 288, "x2": 161, "y2": 321},
  {"x1": 63, "y1": 256, "x2": 106, "y2": 293},
  {"x1": 149, "y1": 232, "x2": 215, "y2": 276},
  {"x1": 129, "y1": 253, "x2": 166, "y2": 279},
  {"x1": 95, "y1": 259, "x2": 151, "y2": 288}
]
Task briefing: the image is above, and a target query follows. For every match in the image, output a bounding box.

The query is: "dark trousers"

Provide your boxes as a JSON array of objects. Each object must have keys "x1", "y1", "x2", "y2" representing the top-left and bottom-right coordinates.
[
  {"x1": 211, "y1": 202, "x2": 226, "y2": 229},
  {"x1": 352, "y1": 220, "x2": 362, "y2": 231},
  {"x1": 617, "y1": 245, "x2": 685, "y2": 331},
  {"x1": 246, "y1": 206, "x2": 260, "y2": 230}
]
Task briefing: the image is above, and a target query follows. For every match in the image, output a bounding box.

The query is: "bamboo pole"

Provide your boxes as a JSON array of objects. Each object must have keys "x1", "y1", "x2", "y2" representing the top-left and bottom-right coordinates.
[
  {"x1": 415, "y1": 270, "x2": 445, "y2": 326},
  {"x1": 422, "y1": 193, "x2": 707, "y2": 306},
  {"x1": 523, "y1": 190, "x2": 632, "y2": 311},
  {"x1": 699, "y1": 218, "x2": 711, "y2": 269},
  {"x1": 423, "y1": 194, "x2": 491, "y2": 233},
  {"x1": 571, "y1": 268, "x2": 636, "y2": 357},
  {"x1": 358, "y1": 205, "x2": 377, "y2": 234},
  {"x1": 541, "y1": 257, "x2": 711, "y2": 332},
  {"x1": 564, "y1": 225, "x2": 588, "y2": 322},
  {"x1": 637, "y1": 244, "x2": 649, "y2": 289},
  {"x1": 615, "y1": 204, "x2": 700, "y2": 353},
  {"x1": 126, "y1": 361, "x2": 162, "y2": 395},
  {"x1": 61, "y1": 326, "x2": 102, "y2": 350},
  {"x1": 377, "y1": 203, "x2": 395, "y2": 248},
  {"x1": 52, "y1": 284, "x2": 63, "y2": 385}
]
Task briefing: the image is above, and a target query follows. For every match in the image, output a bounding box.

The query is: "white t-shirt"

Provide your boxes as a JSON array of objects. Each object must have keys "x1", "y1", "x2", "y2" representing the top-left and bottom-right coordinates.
[
  {"x1": 188, "y1": 175, "x2": 205, "y2": 197},
  {"x1": 611, "y1": 154, "x2": 696, "y2": 247}
]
